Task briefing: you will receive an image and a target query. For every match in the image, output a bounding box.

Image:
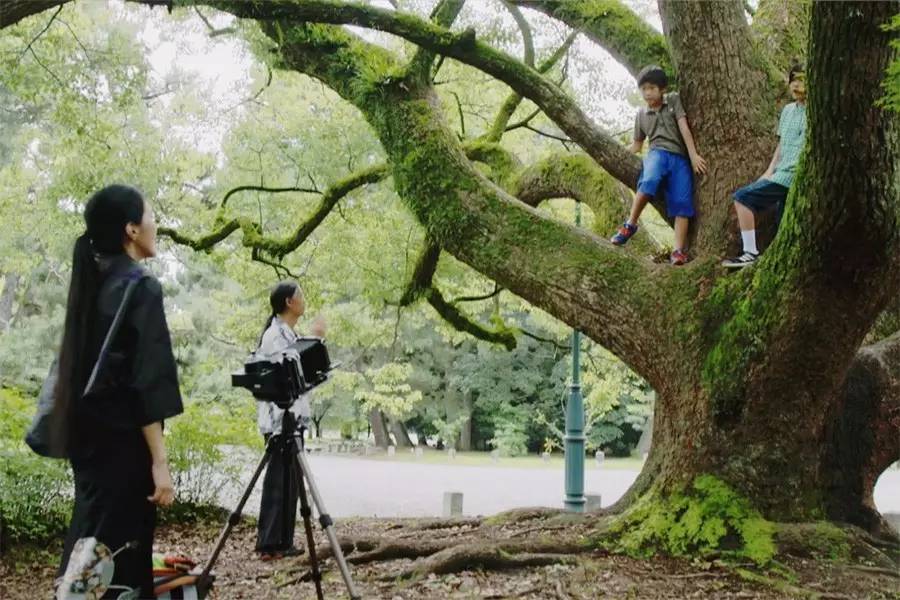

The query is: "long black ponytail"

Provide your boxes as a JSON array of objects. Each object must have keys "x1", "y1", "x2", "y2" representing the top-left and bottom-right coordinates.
[
  {"x1": 257, "y1": 281, "x2": 300, "y2": 347},
  {"x1": 51, "y1": 185, "x2": 145, "y2": 454}
]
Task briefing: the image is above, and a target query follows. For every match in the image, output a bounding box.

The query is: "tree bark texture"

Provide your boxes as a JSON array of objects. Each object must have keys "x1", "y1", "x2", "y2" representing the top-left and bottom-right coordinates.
[{"x1": 369, "y1": 408, "x2": 391, "y2": 449}]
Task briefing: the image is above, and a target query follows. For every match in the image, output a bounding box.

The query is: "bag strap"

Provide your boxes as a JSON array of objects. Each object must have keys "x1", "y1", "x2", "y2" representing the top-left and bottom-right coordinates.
[{"x1": 82, "y1": 270, "x2": 145, "y2": 397}]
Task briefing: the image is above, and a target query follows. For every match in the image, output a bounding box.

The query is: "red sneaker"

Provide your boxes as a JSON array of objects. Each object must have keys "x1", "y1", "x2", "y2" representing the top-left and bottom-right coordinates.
[{"x1": 670, "y1": 248, "x2": 689, "y2": 265}]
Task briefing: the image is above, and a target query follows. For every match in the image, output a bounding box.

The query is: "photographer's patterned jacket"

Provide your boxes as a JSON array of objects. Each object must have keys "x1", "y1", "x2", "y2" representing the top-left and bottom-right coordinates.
[{"x1": 255, "y1": 315, "x2": 312, "y2": 435}]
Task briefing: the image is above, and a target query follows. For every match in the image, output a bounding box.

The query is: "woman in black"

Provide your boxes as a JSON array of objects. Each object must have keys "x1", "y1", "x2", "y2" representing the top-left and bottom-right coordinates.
[{"x1": 53, "y1": 185, "x2": 183, "y2": 598}]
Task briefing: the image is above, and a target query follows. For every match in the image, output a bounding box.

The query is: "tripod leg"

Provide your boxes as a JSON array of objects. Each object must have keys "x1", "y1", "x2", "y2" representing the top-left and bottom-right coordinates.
[
  {"x1": 294, "y1": 449, "x2": 362, "y2": 600},
  {"x1": 291, "y1": 449, "x2": 325, "y2": 600},
  {"x1": 197, "y1": 440, "x2": 275, "y2": 596}
]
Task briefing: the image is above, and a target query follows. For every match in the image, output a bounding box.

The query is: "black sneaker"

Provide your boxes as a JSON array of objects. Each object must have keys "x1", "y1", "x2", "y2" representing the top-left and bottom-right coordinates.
[{"x1": 722, "y1": 252, "x2": 759, "y2": 268}]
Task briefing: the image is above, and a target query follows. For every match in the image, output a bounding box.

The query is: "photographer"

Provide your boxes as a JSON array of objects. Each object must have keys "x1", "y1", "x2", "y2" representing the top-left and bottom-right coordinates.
[{"x1": 254, "y1": 281, "x2": 326, "y2": 561}]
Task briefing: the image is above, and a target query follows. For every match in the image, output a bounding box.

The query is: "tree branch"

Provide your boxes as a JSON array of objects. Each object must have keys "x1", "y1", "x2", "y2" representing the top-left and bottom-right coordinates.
[
  {"x1": 484, "y1": 30, "x2": 577, "y2": 143},
  {"x1": 426, "y1": 287, "x2": 517, "y2": 350},
  {"x1": 16, "y1": 5, "x2": 62, "y2": 61},
  {"x1": 501, "y1": 0, "x2": 534, "y2": 68},
  {"x1": 213, "y1": 0, "x2": 641, "y2": 189},
  {"x1": 193, "y1": 6, "x2": 237, "y2": 37},
  {"x1": 450, "y1": 283, "x2": 502, "y2": 304},
  {"x1": 398, "y1": 240, "x2": 441, "y2": 307},
  {"x1": 397, "y1": 242, "x2": 516, "y2": 349},
  {"x1": 160, "y1": 164, "x2": 388, "y2": 256},
  {"x1": 221, "y1": 184, "x2": 319, "y2": 208},
  {"x1": 509, "y1": 0, "x2": 671, "y2": 78},
  {"x1": 406, "y1": 0, "x2": 466, "y2": 85},
  {"x1": 1, "y1": 1, "x2": 68, "y2": 29},
  {"x1": 261, "y1": 21, "x2": 669, "y2": 373},
  {"x1": 511, "y1": 152, "x2": 662, "y2": 253}
]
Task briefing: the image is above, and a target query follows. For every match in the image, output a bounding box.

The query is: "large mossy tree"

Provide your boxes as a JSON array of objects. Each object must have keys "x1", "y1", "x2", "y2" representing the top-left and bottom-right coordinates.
[{"x1": 4, "y1": 0, "x2": 899, "y2": 552}]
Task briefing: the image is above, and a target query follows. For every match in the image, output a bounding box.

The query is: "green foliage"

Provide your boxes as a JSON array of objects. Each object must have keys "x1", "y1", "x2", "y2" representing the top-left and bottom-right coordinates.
[
  {"x1": 355, "y1": 362, "x2": 423, "y2": 420},
  {"x1": 608, "y1": 475, "x2": 777, "y2": 566},
  {"x1": 340, "y1": 421, "x2": 355, "y2": 440},
  {"x1": 489, "y1": 418, "x2": 529, "y2": 457},
  {"x1": 0, "y1": 451, "x2": 73, "y2": 547},
  {"x1": 879, "y1": 14, "x2": 900, "y2": 113},
  {"x1": 165, "y1": 401, "x2": 255, "y2": 508},
  {"x1": 0, "y1": 388, "x2": 73, "y2": 546}
]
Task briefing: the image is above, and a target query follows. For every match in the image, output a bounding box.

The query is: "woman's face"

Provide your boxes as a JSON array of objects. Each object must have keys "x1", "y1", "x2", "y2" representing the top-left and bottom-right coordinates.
[
  {"x1": 285, "y1": 286, "x2": 306, "y2": 318},
  {"x1": 126, "y1": 200, "x2": 158, "y2": 259}
]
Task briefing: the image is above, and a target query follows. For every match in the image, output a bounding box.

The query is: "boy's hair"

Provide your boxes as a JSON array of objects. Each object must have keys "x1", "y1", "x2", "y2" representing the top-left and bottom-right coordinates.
[
  {"x1": 637, "y1": 65, "x2": 668, "y2": 88},
  {"x1": 788, "y1": 62, "x2": 805, "y2": 83}
]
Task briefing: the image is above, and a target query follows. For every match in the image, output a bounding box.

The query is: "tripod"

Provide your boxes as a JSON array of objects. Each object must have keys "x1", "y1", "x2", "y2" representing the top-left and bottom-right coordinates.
[{"x1": 196, "y1": 408, "x2": 361, "y2": 600}]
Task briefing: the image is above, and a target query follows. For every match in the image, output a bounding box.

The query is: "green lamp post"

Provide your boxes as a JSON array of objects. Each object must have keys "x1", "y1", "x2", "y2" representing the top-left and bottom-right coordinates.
[{"x1": 564, "y1": 201, "x2": 586, "y2": 512}]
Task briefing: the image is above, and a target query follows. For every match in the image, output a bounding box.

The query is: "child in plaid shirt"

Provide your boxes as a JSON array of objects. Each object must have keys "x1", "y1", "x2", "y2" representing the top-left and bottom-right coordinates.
[{"x1": 722, "y1": 64, "x2": 807, "y2": 268}]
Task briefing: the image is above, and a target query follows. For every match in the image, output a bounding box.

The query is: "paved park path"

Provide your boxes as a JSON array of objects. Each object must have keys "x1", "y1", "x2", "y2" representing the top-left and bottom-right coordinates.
[{"x1": 218, "y1": 453, "x2": 900, "y2": 519}]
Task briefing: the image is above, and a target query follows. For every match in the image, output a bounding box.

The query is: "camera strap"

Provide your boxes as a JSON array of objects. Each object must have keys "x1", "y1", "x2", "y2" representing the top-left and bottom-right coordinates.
[{"x1": 83, "y1": 270, "x2": 145, "y2": 397}]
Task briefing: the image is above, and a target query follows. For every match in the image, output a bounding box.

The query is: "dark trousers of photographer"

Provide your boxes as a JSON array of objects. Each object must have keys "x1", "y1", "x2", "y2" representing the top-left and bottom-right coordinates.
[{"x1": 256, "y1": 433, "x2": 300, "y2": 552}]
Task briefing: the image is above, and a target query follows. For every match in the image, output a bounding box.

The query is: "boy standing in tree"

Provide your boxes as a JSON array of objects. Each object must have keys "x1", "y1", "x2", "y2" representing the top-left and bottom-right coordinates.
[
  {"x1": 611, "y1": 65, "x2": 707, "y2": 265},
  {"x1": 722, "y1": 64, "x2": 807, "y2": 268}
]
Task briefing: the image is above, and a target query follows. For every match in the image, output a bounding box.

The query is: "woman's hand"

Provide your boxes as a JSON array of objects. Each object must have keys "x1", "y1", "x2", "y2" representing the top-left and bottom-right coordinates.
[{"x1": 148, "y1": 461, "x2": 175, "y2": 507}]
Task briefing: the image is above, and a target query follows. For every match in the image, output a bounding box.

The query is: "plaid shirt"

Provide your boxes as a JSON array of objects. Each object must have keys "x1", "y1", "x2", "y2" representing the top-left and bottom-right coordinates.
[{"x1": 767, "y1": 102, "x2": 807, "y2": 188}]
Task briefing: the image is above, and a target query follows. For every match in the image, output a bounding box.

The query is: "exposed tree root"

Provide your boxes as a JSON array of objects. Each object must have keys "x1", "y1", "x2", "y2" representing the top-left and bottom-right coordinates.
[
  {"x1": 482, "y1": 507, "x2": 566, "y2": 526},
  {"x1": 295, "y1": 537, "x2": 379, "y2": 564},
  {"x1": 383, "y1": 538, "x2": 592, "y2": 580},
  {"x1": 347, "y1": 540, "x2": 452, "y2": 565},
  {"x1": 775, "y1": 522, "x2": 899, "y2": 570},
  {"x1": 844, "y1": 564, "x2": 899, "y2": 578},
  {"x1": 397, "y1": 517, "x2": 483, "y2": 536}
]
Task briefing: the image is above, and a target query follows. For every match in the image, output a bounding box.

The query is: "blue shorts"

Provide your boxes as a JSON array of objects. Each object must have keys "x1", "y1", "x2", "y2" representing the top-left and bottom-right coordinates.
[
  {"x1": 637, "y1": 148, "x2": 694, "y2": 218},
  {"x1": 733, "y1": 179, "x2": 789, "y2": 224}
]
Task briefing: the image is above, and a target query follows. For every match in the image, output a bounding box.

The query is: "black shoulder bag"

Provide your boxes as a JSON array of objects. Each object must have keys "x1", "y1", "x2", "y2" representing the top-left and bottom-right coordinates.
[{"x1": 25, "y1": 271, "x2": 144, "y2": 459}]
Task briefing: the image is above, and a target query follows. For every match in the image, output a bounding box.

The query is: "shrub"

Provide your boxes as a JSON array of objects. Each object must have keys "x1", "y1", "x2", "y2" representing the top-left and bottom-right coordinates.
[{"x1": 0, "y1": 388, "x2": 73, "y2": 547}]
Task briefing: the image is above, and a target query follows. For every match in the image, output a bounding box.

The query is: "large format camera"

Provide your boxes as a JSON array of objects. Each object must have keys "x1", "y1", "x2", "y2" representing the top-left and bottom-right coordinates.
[{"x1": 231, "y1": 337, "x2": 333, "y2": 408}]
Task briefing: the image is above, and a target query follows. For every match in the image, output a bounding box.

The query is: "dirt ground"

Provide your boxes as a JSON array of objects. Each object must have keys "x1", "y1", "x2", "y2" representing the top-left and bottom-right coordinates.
[{"x1": 2, "y1": 510, "x2": 898, "y2": 599}]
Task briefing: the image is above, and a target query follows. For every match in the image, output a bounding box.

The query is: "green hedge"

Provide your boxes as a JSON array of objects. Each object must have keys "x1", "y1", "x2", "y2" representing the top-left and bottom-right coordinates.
[{"x1": 1, "y1": 388, "x2": 258, "y2": 547}]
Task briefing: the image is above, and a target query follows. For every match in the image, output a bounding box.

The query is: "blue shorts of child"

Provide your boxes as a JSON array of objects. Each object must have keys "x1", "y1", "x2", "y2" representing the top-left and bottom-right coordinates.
[
  {"x1": 733, "y1": 178, "x2": 789, "y2": 225},
  {"x1": 637, "y1": 149, "x2": 695, "y2": 218}
]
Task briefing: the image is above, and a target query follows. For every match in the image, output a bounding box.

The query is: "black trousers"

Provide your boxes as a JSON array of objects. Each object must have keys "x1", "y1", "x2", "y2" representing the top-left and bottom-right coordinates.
[
  {"x1": 256, "y1": 433, "x2": 300, "y2": 552},
  {"x1": 59, "y1": 436, "x2": 156, "y2": 599}
]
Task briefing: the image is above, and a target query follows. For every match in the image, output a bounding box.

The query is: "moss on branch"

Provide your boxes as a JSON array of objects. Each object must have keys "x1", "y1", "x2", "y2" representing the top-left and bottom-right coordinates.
[
  {"x1": 158, "y1": 163, "x2": 387, "y2": 256},
  {"x1": 510, "y1": 0, "x2": 671, "y2": 78},
  {"x1": 511, "y1": 152, "x2": 661, "y2": 252}
]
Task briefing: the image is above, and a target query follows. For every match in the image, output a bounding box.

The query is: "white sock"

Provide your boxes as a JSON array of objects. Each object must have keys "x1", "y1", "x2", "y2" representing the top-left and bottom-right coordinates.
[{"x1": 741, "y1": 230, "x2": 758, "y2": 255}]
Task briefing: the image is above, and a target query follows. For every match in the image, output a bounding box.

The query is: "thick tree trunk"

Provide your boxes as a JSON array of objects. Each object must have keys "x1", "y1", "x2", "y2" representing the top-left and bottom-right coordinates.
[
  {"x1": 824, "y1": 333, "x2": 900, "y2": 539},
  {"x1": 645, "y1": 0, "x2": 900, "y2": 525},
  {"x1": 458, "y1": 391, "x2": 473, "y2": 452},
  {"x1": 369, "y1": 409, "x2": 391, "y2": 449},
  {"x1": 311, "y1": 416, "x2": 323, "y2": 438},
  {"x1": 390, "y1": 419, "x2": 414, "y2": 448}
]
